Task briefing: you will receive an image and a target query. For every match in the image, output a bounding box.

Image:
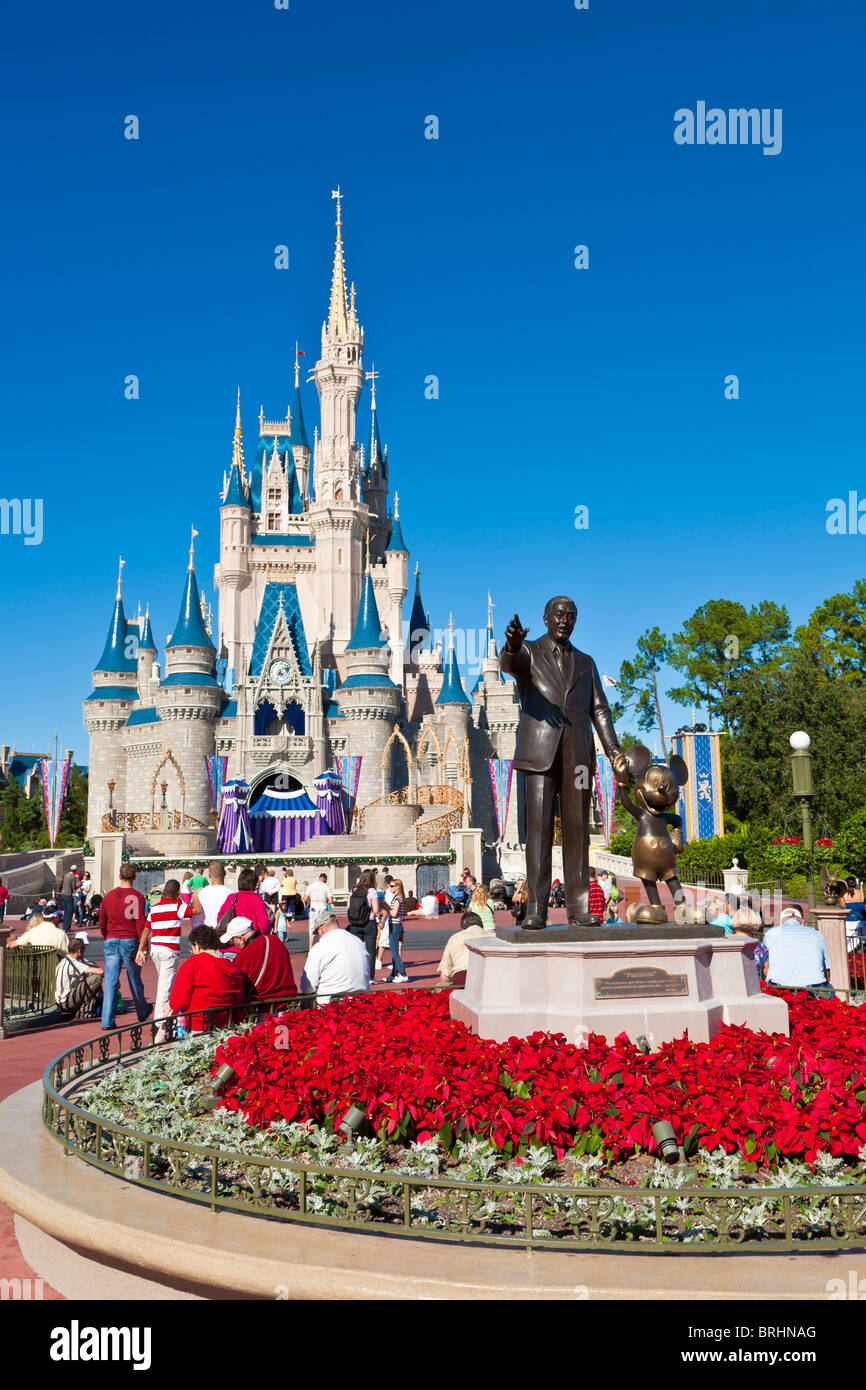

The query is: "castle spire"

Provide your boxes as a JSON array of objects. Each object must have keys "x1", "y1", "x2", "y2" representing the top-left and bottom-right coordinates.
[
  {"x1": 326, "y1": 187, "x2": 349, "y2": 338},
  {"x1": 188, "y1": 525, "x2": 198, "y2": 571}
]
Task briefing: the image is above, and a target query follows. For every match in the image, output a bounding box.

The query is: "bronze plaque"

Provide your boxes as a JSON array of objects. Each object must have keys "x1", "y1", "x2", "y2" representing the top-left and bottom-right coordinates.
[{"x1": 593, "y1": 966, "x2": 689, "y2": 1000}]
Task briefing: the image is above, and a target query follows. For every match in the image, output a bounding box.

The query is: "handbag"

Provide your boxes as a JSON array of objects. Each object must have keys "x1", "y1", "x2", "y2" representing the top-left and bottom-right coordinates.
[{"x1": 216, "y1": 893, "x2": 240, "y2": 935}]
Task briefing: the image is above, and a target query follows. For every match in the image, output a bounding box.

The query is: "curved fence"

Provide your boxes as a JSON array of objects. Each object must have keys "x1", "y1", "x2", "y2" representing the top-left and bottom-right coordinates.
[{"x1": 41, "y1": 996, "x2": 866, "y2": 1254}]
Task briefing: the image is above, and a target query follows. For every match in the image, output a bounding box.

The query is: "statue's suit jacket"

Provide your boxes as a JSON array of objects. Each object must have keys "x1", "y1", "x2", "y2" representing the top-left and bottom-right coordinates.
[{"x1": 500, "y1": 637, "x2": 619, "y2": 776}]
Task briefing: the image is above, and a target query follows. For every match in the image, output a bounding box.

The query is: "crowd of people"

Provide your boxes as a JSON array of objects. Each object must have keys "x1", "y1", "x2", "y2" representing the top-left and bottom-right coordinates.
[{"x1": 5, "y1": 855, "x2": 858, "y2": 1028}]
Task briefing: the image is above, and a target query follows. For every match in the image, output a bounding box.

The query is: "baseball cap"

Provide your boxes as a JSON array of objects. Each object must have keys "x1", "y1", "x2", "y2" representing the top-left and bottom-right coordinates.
[
  {"x1": 220, "y1": 917, "x2": 254, "y2": 943},
  {"x1": 779, "y1": 906, "x2": 804, "y2": 924},
  {"x1": 313, "y1": 907, "x2": 333, "y2": 931}
]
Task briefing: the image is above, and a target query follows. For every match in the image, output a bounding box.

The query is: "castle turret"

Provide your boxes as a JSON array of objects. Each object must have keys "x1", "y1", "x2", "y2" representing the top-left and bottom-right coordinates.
[
  {"x1": 83, "y1": 558, "x2": 138, "y2": 836},
  {"x1": 218, "y1": 392, "x2": 252, "y2": 683},
  {"x1": 308, "y1": 190, "x2": 367, "y2": 658},
  {"x1": 290, "y1": 344, "x2": 311, "y2": 502},
  {"x1": 384, "y1": 492, "x2": 408, "y2": 688},
  {"x1": 361, "y1": 366, "x2": 388, "y2": 546},
  {"x1": 136, "y1": 603, "x2": 157, "y2": 702},
  {"x1": 335, "y1": 551, "x2": 401, "y2": 805},
  {"x1": 154, "y1": 530, "x2": 224, "y2": 826}
]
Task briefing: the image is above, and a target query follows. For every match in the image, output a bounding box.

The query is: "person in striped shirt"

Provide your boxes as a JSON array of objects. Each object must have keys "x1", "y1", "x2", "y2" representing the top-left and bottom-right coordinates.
[{"x1": 147, "y1": 879, "x2": 192, "y2": 1040}]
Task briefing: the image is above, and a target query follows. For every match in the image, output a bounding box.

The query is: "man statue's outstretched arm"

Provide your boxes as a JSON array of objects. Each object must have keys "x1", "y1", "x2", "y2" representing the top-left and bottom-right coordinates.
[{"x1": 500, "y1": 612, "x2": 530, "y2": 679}]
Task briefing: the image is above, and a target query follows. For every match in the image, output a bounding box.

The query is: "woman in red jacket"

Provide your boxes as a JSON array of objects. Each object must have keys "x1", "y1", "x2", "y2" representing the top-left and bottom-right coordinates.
[{"x1": 169, "y1": 925, "x2": 245, "y2": 1032}]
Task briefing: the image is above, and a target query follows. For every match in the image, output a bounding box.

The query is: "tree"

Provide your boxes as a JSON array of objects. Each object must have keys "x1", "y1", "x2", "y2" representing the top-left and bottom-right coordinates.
[
  {"x1": 793, "y1": 580, "x2": 866, "y2": 684},
  {"x1": 614, "y1": 627, "x2": 672, "y2": 753},
  {"x1": 722, "y1": 647, "x2": 866, "y2": 833},
  {"x1": 56, "y1": 765, "x2": 88, "y2": 847},
  {"x1": 0, "y1": 773, "x2": 45, "y2": 851},
  {"x1": 667, "y1": 598, "x2": 790, "y2": 732}
]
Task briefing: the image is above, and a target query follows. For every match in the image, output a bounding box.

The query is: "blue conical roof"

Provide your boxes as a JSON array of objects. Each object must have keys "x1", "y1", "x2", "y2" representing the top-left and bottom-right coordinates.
[
  {"x1": 139, "y1": 613, "x2": 156, "y2": 651},
  {"x1": 366, "y1": 401, "x2": 384, "y2": 478},
  {"x1": 436, "y1": 644, "x2": 471, "y2": 706},
  {"x1": 291, "y1": 385, "x2": 310, "y2": 451},
  {"x1": 166, "y1": 566, "x2": 215, "y2": 649},
  {"x1": 223, "y1": 461, "x2": 251, "y2": 509},
  {"x1": 96, "y1": 596, "x2": 137, "y2": 674},
  {"x1": 386, "y1": 510, "x2": 408, "y2": 553},
  {"x1": 408, "y1": 574, "x2": 431, "y2": 652},
  {"x1": 345, "y1": 570, "x2": 387, "y2": 651}
]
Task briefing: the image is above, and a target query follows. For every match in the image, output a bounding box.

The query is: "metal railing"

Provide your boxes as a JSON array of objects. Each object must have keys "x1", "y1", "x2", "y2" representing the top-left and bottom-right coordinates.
[
  {"x1": 4, "y1": 945, "x2": 60, "y2": 1025},
  {"x1": 41, "y1": 996, "x2": 866, "y2": 1253}
]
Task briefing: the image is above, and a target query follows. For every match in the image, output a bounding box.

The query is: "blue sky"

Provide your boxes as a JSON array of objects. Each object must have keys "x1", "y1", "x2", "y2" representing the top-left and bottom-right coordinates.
[{"x1": 2, "y1": 0, "x2": 864, "y2": 758}]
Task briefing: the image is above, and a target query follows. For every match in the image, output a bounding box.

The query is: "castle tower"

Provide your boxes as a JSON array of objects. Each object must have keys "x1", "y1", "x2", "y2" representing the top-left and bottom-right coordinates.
[
  {"x1": 405, "y1": 563, "x2": 440, "y2": 721},
  {"x1": 83, "y1": 558, "x2": 138, "y2": 837},
  {"x1": 435, "y1": 614, "x2": 472, "y2": 814},
  {"x1": 334, "y1": 549, "x2": 401, "y2": 806},
  {"x1": 384, "y1": 493, "x2": 409, "y2": 688},
  {"x1": 154, "y1": 530, "x2": 224, "y2": 826},
  {"x1": 308, "y1": 191, "x2": 368, "y2": 660},
  {"x1": 136, "y1": 604, "x2": 157, "y2": 703},
  {"x1": 290, "y1": 344, "x2": 311, "y2": 502},
  {"x1": 361, "y1": 365, "x2": 388, "y2": 549},
  {"x1": 218, "y1": 393, "x2": 252, "y2": 683}
]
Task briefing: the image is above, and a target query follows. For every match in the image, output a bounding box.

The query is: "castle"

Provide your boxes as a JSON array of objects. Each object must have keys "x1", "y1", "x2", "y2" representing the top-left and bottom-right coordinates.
[{"x1": 84, "y1": 193, "x2": 522, "y2": 868}]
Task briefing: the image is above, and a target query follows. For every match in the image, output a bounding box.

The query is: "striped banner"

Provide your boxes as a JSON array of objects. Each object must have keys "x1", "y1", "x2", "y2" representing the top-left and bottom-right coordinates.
[
  {"x1": 334, "y1": 754, "x2": 362, "y2": 813},
  {"x1": 487, "y1": 758, "x2": 514, "y2": 839},
  {"x1": 594, "y1": 752, "x2": 617, "y2": 846},
  {"x1": 205, "y1": 754, "x2": 229, "y2": 811},
  {"x1": 671, "y1": 732, "x2": 725, "y2": 842},
  {"x1": 41, "y1": 754, "x2": 73, "y2": 847}
]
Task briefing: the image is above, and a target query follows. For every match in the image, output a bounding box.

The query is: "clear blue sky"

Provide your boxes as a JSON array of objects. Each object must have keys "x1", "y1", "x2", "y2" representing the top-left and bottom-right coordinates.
[{"x1": 2, "y1": 0, "x2": 864, "y2": 758}]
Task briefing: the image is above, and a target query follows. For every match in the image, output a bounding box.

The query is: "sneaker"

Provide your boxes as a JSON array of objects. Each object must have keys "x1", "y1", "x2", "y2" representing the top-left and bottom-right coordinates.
[
  {"x1": 396, "y1": 974, "x2": 409, "y2": 982},
  {"x1": 383, "y1": 976, "x2": 396, "y2": 983}
]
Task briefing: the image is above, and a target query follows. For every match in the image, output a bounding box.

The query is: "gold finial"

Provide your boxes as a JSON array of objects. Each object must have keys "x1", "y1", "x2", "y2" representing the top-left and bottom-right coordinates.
[
  {"x1": 415, "y1": 560, "x2": 419, "y2": 579},
  {"x1": 327, "y1": 188, "x2": 349, "y2": 337},
  {"x1": 394, "y1": 491, "x2": 400, "y2": 519},
  {"x1": 294, "y1": 341, "x2": 303, "y2": 390},
  {"x1": 206, "y1": 602, "x2": 213, "y2": 636},
  {"x1": 200, "y1": 588, "x2": 207, "y2": 620},
  {"x1": 259, "y1": 404, "x2": 264, "y2": 425},
  {"x1": 365, "y1": 529, "x2": 371, "y2": 569},
  {"x1": 448, "y1": 612, "x2": 455, "y2": 648},
  {"x1": 331, "y1": 185, "x2": 342, "y2": 233},
  {"x1": 116, "y1": 556, "x2": 125, "y2": 600},
  {"x1": 365, "y1": 363, "x2": 379, "y2": 408},
  {"x1": 235, "y1": 387, "x2": 241, "y2": 436},
  {"x1": 189, "y1": 525, "x2": 198, "y2": 571}
]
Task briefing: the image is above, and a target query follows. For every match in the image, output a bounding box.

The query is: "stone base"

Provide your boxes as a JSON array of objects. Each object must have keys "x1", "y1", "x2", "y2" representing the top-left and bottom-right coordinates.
[
  {"x1": 450, "y1": 935, "x2": 789, "y2": 1048},
  {"x1": 496, "y1": 922, "x2": 727, "y2": 944}
]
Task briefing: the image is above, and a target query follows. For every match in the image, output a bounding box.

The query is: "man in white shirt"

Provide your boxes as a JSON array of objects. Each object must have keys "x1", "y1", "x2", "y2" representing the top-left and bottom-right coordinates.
[
  {"x1": 9, "y1": 910, "x2": 69, "y2": 954},
  {"x1": 260, "y1": 865, "x2": 281, "y2": 905},
  {"x1": 420, "y1": 891, "x2": 439, "y2": 918},
  {"x1": 55, "y1": 938, "x2": 104, "y2": 1017},
  {"x1": 300, "y1": 910, "x2": 369, "y2": 1005},
  {"x1": 305, "y1": 874, "x2": 333, "y2": 920},
  {"x1": 193, "y1": 862, "x2": 232, "y2": 928}
]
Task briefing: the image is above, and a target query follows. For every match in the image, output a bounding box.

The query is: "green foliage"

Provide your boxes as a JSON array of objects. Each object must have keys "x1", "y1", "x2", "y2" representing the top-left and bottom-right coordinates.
[
  {"x1": 614, "y1": 627, "x2": 672, "y2": 750},
  {"x1": 56, "y1": 765, "x2": 88, "y2": 848},
  {"x1": 831, "y1": 809, "x2": 866, "y2": 879},
  {"x1": 666, "y1": 599, "x2": 790, "y2": 734},
  {"x1": 609, "y1": 830, "x2": 635, "y2": 857},
  {"x1": 0, "y1": 774, "x2": 45, "y2": 851},
  {"x1": 793, "y1": 580, "x2": 866, "y2": 684}
]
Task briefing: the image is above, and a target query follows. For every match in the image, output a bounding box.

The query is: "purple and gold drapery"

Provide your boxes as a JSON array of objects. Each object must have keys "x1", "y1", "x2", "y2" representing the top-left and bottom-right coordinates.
[
  {"x1": 216, "y1": 780, "x2": 253, "y2": 854},
  {"x1": 205, "y1": 754, "x2": 229, "y2": 811},
  {"x1": 314, "y1": 770, "x2": 347, "y2": 835},
  {"x1": 487, "y1": 758, "x2": 514, "y2": 840},
  {"x1": 248, "y1": 784, "x2": 328, "y2": 853},
  {"x1": 594, "y1": 752, "x2": 617, "y2": 846},
  {"x1": 41, "y1": 754, "x2": 72, "y2": 847}
]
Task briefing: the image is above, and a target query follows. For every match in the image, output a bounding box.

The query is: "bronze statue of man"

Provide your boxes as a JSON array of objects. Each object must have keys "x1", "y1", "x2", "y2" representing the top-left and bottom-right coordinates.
[{"x1": 500, "y1": 597, "x2": 628, "y2": 928}]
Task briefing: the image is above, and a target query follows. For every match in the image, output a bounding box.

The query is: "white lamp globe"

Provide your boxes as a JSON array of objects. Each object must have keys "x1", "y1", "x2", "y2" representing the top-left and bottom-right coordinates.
[{"x1": 789, "y1": 731, "x2": 811, "y2": 751}]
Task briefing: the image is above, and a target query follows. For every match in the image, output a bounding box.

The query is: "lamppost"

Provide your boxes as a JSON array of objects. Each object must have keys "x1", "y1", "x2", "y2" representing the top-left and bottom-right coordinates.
[
  {"x1": 107, "y1": 779, "x2": 115, "y2": 810},
  {"x1": 789, "y1": 731, "x2": 815, "y2": 917}
]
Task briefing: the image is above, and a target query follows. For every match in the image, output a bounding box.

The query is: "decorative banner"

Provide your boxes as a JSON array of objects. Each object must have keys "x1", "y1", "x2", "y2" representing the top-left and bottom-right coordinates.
[
  {"x1": 594, "y1": 752, "x2": 617, "y2": 846},
  {"x1": 216, "y1": 779, "x2": 253, "y2": 853},
  {"x1": 205, "y1": 754, "x2": 229, "y2": 811},
  {"x1": 487, "y1": 758, "x2": 514, "y2": 839},
  {"x1": 334, "y1": 754, "x2": 362, "y2": 813},
  {"x1": 671, "y1": 731, "x2": 725, "y2": 842},
  {"x1": 41, "y1": 754, "x2": 73, "y2": 847},
  {"x1": 314, "y1": 770, "x2": 347, "y2": 835}
]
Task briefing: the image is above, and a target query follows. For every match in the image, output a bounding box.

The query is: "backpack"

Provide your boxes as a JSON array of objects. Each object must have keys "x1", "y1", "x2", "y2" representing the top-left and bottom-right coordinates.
[
  {"x1": 216, "y1": 893, "x2": 240, "y2": 935},
  {"x1": 347, "y1": 887, "x2": 371, "y2": 928}
]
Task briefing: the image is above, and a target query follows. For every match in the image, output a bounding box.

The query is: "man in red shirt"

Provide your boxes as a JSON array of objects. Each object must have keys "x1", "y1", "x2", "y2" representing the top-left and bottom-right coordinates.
[
  {"x1": 588, "y1": 868, "x2": 606, "y2": 922},
  {"x1": 0, "y1": 878, "x2": 9, "y2": 923},
  {"x1": 98, "y1": 862, "x2": 151, "y2": 1030},
  {"x1": 221, "y1": 918, "x2": 297, "y2": 1003},
  {"x1": 170, "y1": 924, "x2": 245, "y2": 1032}
]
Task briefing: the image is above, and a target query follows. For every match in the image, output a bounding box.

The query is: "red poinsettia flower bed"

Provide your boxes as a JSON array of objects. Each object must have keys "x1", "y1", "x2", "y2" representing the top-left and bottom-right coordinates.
[{"x1": 213, "y1": 990, "x2": 866, "y2": 1166}]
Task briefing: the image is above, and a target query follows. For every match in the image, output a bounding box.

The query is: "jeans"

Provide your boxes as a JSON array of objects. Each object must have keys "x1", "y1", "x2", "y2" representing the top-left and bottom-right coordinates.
[
  {"x1": 348, "y1": 922, "x2": 378, "y2": 976},
  {"x1": 389, "y1": 921, "x2": 405, "y2": 976},
  {"x1": 60, "y1": 894, "x2": 75, "y2": 933},
  {"x1": 102, "y1": 938, "x2": 149, "y2": 1029}
]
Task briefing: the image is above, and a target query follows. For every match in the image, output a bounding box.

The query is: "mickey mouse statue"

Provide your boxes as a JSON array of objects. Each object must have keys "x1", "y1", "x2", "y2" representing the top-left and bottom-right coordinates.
[{"x1": 615, "y1": 745, "x2": 689, "y2": 925}]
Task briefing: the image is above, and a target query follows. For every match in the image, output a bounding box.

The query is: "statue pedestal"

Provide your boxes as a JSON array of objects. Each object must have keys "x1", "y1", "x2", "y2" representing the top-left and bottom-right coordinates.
[{"x1": 449, "y1": 930, "x2": 789, "y2": 1048}]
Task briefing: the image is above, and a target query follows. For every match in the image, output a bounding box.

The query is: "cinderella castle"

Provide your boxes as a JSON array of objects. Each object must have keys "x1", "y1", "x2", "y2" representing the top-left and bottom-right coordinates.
[{"x1": 84, "y1": 193, "x2": 523, "y2": 871}]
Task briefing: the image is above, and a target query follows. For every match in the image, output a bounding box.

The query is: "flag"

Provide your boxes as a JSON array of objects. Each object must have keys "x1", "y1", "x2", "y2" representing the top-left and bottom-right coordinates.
[
  {"x1": 41, "y1": 753, "x2": 73, "y2": 847},
  {"x1": 334, "y1": 754, "x2": 362, "y2": 814},
  {"x1": 488, "y1": 759, "x2": 514, "y2": 839},
  {"x1": 594, "y1": 753, "x2": 617, "y2": 846},
  {"x1": 603, "y1": 674, "x2": 617, "y2": 687},
  {"x1": 205, "y1": 755, "x2": 228, "y2": 811}
]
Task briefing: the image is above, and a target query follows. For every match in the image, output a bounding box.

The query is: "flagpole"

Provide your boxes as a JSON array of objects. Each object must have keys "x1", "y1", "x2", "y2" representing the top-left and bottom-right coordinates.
[{"x1": 51, "y1": 727, "x2": 59, "y2": 848}]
